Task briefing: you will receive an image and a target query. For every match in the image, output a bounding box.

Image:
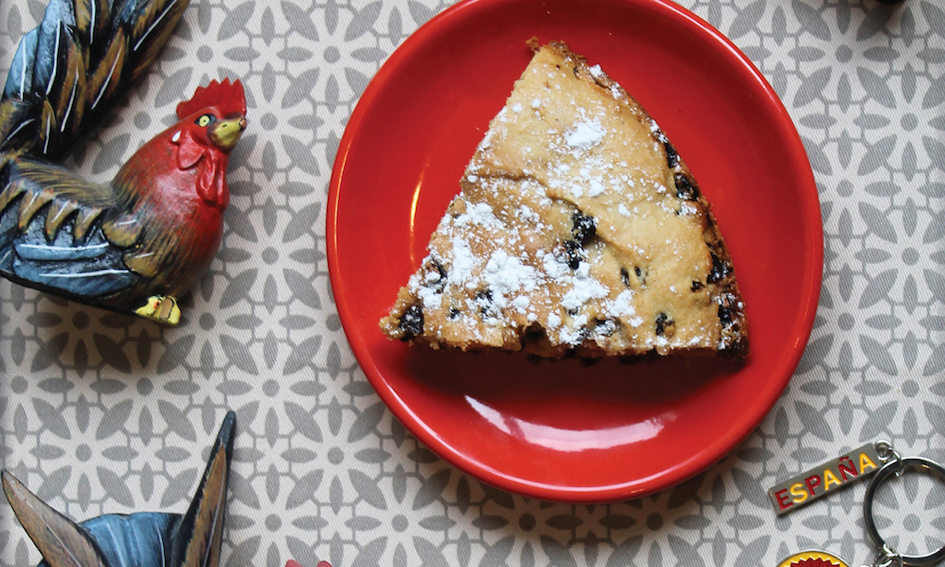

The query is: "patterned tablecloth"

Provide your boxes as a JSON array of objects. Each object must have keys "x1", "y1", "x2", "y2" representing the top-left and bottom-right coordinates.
[{"x1": 1, "y1": 0, "x2": 943, "y2": 565}]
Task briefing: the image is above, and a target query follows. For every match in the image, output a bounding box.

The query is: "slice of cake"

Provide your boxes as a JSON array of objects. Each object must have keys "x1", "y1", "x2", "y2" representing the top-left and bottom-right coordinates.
[{"x1": 380, "y1": 40, "x2": 748, "y2": 360}]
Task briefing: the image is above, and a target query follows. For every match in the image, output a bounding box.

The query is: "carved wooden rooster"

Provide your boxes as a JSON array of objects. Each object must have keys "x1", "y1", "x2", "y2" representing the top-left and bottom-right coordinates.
[
  {"x1": 3, "y1": 411, "x2": 235, "y2": 567},
  {"x1": 0, "y1": 0, "x2": 248, "y2": 325}
]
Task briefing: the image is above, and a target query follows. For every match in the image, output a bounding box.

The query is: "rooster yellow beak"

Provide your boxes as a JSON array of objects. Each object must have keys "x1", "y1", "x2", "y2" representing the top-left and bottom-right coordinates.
[{"x1": 210, "y1": 116, "x2": 247, "y2": 151}]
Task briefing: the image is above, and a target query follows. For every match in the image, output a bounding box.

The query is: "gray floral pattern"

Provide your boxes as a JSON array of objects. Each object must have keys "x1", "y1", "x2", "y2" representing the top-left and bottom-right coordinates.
[{"x1": 0, "y1": 0, "x2": 943, "y2": 565}]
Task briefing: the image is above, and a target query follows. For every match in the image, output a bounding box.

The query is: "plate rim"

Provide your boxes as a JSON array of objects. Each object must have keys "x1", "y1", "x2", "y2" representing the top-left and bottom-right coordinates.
[{"x1": 327, "y1": 0, "x2": 823, "y2": 502}]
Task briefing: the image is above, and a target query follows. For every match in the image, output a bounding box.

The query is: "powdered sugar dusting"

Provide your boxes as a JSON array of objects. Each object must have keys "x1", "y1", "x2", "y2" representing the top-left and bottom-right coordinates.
[
  {"x1": 559, "y1": 313, "x2": 589, "y2": 345},
  {"x1": 565, "y1": 119, "x2": 605, "y2": 150},
  {"x1": 457, "y1": 202, "x2": 502, "y2": 228},
  {"x1": 541, "y1": 252, "x2": 567, "y2": 279},
  {"x1": 547, "y1": 312, "x2": 561, "y2": 329},
  {"x1": 560, "y1": 264, "x2": 608, "y2": 311},
  {"x1": 448, "y1": 238, "x2": 476, "y2": 287},
  {"x1": 416, "y1": 283, "x2": 443, "y2": 310},
  {"x1": 483, "y1": 250, "x2": 538, "y2": 307}
]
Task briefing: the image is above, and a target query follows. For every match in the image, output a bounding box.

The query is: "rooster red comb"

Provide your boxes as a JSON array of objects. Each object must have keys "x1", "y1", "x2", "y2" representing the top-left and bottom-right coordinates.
[{"x1": 176, "y1": 78, "x2": 246, "y2": 119}]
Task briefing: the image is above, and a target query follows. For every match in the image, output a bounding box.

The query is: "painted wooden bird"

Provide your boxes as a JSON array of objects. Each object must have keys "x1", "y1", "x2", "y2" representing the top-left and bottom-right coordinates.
[
  {"x1": 2, "y1": 411, "x2": 235, "y2": 567},
  {"x1": 0, "y1": 0, "x2": 248, "y2": 325}
]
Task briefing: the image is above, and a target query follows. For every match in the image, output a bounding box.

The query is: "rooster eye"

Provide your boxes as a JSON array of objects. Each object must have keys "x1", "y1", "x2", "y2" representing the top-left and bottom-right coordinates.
[{"x1": 196, "y1": 114, "x2": 216, "y2": 127}]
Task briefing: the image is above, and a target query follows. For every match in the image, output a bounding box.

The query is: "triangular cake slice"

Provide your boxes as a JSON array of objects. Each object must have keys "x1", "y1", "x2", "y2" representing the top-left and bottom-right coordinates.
[{"x1": 380, "y1": 40, "x2": 748, "y2": 359}]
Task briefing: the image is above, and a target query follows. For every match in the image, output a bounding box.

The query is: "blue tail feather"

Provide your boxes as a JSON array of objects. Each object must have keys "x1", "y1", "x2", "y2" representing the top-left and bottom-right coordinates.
[
  {"x1": 3, "y1": 29, "x2": 38, "y2": 100},
  {"x1": 1, "y1": 0, "x2": 190, "y2": 159}
]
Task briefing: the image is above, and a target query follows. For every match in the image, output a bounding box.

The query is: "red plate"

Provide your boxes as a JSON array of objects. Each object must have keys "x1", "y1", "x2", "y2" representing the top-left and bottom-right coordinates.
[{"x1": 327, "y1": 0, "x2": 821, "y2": 502}]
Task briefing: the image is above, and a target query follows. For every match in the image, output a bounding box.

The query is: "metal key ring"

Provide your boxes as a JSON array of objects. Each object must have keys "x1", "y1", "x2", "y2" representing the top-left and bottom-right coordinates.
[{"x1": 862, "y1": 456, "x2": 945, "y2": 566}]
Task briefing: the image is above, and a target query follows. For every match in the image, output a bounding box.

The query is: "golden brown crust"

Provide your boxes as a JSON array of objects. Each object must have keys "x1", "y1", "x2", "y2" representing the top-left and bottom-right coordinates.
[{"x1": 380, "y1": 40, "x2": 748, "y2": 360}]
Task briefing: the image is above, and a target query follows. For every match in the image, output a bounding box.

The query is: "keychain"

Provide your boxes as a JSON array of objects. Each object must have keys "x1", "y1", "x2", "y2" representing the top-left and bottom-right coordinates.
[{"x1": 769, "y1": 441, "x2": 945, "y2": 567}]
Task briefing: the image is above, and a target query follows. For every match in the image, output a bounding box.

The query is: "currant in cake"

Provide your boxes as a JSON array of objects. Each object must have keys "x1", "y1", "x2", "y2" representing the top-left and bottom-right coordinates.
[{"x1": 380, "y1": 40, "x2": 748, "y2": 360}]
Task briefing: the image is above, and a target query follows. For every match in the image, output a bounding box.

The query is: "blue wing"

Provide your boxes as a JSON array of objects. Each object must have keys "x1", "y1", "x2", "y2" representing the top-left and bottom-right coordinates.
[
  {"x1": 33, "y1": 513, "x2": 178, "y2": 567},
  {"x1": 0, "y1": 158, "x2": 140, "y2": 299},
  {"x1": 4, "y1": 413, "x2": 235, "y2": 567},
  {"x1": 4, "y1": 470, "x2": 177, "y2": 567},
  {"x1": 11, "y1": 221, "x2": 138, "y2": 297}
]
